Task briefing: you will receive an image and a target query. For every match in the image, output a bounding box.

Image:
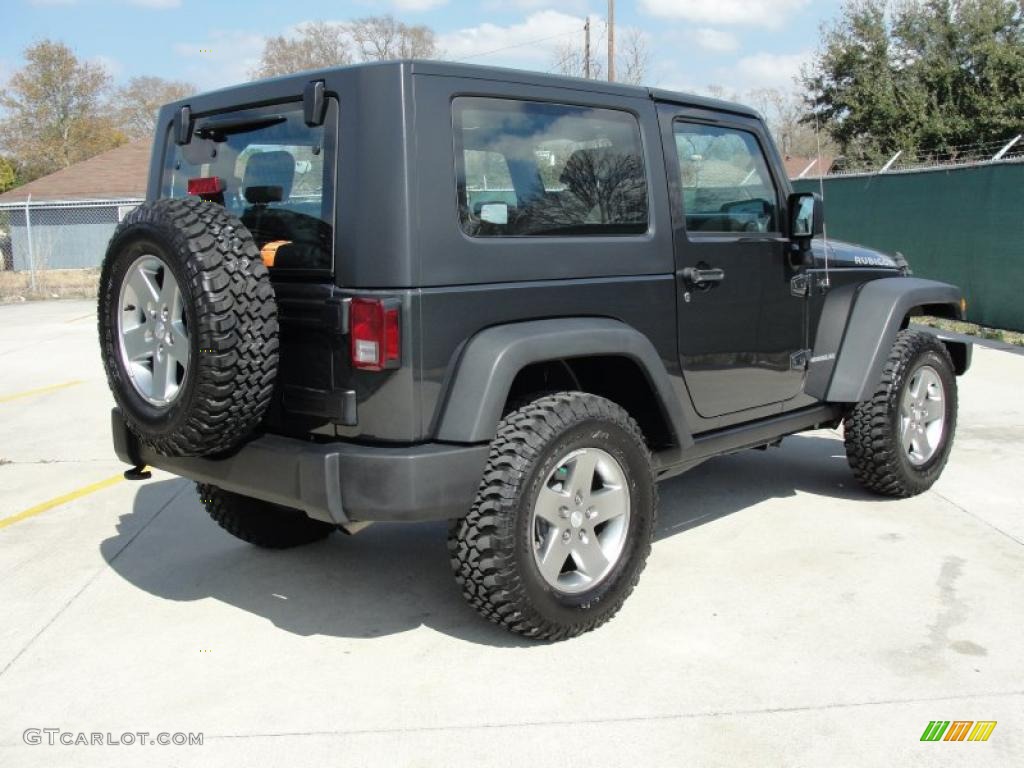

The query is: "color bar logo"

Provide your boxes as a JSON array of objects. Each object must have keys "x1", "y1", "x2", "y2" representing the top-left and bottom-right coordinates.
[{"x1": 920, "y1": 721, "x2": 997, "y2": 742}]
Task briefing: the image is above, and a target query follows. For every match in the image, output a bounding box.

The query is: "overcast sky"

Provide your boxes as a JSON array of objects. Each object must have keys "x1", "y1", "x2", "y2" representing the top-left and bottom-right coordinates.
[{"x1": 2, "y1": 0, "x2": 843, "y2": 96}]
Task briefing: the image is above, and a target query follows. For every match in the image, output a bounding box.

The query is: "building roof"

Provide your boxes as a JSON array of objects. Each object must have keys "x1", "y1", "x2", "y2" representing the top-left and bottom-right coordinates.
[
  {"x1": 783, "y1": 154, "x2": 834, "y2": 179},
  {"x1": 0, "y1": 141, "x2": 150, "y2": 203}
]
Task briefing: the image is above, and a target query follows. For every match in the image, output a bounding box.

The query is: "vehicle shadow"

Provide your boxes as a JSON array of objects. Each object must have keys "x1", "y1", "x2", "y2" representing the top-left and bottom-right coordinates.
[
  {"x1": 655, "y1": 430, "x2": 871, "y2": 541},
  {"x1": 100, "y1": 432, "x2": 876, "y2": 647}
]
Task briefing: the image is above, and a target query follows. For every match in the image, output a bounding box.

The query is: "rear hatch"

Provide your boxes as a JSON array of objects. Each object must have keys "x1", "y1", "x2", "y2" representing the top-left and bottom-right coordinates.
[{"x1": 159, "y1": 99, "x2": 352, "y2": 438}]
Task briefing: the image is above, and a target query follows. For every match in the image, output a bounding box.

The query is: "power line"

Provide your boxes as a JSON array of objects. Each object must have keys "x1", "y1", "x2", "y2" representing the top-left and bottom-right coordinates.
[{"x1": 459, "y1": 28, "x2": 580, "y2": 61}]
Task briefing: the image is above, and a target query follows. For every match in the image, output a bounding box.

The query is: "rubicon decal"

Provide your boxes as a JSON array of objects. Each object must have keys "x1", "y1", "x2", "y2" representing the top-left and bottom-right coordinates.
[
  {"x1": 853, "y1": 254, "x2": 896, "y2": 267},
  {"x1": 920, "y1": 720, "x2": 997, "y2": 742}
]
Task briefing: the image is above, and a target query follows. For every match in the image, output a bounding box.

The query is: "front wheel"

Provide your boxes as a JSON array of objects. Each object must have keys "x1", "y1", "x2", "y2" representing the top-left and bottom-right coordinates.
[
  {"x1": 844, "y1": 329, "x2": 958, "y2": 497},
  {"x1": 448, "y1": 392, "x2": 657, "y2": 641}
]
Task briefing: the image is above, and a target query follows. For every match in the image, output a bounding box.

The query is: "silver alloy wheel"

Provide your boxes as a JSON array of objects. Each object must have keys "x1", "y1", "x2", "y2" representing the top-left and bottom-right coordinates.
[
  {"x1": 899, "y1": 364, "x2": 945, "y2": 466},
  {"x1": 117, "y1": 254, "x2": 189, "y2": 406},
  {"x1": 531, "y1": 447, "x2": 631, "y2": 594}
]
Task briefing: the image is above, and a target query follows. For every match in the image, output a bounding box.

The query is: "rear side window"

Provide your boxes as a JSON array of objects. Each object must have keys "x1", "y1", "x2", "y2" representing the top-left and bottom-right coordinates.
[
  {"x1": 453, "y1": 97, "x2": 648, "y2": 237},
  {"x1": 672, "y1": 121, "x2": 778, "y2": 235},
  {"x1": 162, "y1": 102, "x2": 336, "y2": 271}
]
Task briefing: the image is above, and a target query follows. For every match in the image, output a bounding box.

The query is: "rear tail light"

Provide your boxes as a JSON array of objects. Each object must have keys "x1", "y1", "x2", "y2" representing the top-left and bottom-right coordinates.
[{"x1": 350, "y1": 298, "x2": 400, "y2": 371}]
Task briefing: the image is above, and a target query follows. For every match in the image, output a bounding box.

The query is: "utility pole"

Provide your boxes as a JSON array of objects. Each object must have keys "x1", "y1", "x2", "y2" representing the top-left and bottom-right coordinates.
[
  {"x1": 607, "y1": 0, "x2": 615, "y2": 82},
  {"x1": 584, "y1": 18, "x2": 591, "y2": 79}
]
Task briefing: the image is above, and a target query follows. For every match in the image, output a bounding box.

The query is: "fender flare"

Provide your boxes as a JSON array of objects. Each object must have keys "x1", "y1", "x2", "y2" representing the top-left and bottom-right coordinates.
[
  {"x1": 806, "y1": 277, "x2": 963, "y2": 403},
  {"x1": 434, "y1": 318, "x2": 694, "y2": 447}
]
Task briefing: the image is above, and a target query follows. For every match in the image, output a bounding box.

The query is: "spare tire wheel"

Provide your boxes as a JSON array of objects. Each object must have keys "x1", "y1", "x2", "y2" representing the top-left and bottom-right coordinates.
[{"x1": 98, "y1": 198, "x2": 279, "y2": 457}]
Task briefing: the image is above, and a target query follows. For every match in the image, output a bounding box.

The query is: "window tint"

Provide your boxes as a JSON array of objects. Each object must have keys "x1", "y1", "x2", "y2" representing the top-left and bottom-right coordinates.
[
  {"x1": 454, "y1": 98, "x2": 648, "y2": 237},
  {"x1": 162, "y1": 103, "x2": 335, "y2": 271},
  {"x1": 673, "y1": 122, "x2": 777, "y2": 234}
]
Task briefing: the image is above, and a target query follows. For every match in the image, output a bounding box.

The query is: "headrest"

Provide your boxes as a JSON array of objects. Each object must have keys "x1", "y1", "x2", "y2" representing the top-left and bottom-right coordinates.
[
  {"x1": 244, "y1": 185, "x2": 284, "y2": 204},
  {"x1": 242, "y1": 150, "x2": 295, "y2": 202}
]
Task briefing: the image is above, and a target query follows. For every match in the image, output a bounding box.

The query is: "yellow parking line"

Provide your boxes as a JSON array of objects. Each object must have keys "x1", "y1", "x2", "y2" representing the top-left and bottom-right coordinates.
[
  {"x1": 0, "y1": 473, "x2": 127, "y2": 531},
  {"x1": 0, "y1": 380, "x2": 83, "y2": 404}
]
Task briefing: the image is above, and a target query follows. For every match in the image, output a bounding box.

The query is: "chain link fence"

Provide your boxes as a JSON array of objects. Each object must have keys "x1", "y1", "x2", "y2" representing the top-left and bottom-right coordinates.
[
  {"x1": 0, "y1": 198, "x2": 143, "y2": 278},
  {"x1": 802, "y1": 134, "x2": 1024, "y2": 179},
  {"x1": 793, "y1": 157, "x2": 1024, "y2": 331}
]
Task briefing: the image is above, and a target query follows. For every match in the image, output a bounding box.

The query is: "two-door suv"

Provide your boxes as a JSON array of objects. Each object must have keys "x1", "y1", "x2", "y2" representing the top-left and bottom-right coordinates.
[{"x1": 100, "y1": 61, "x2": 970, "y2": 640}]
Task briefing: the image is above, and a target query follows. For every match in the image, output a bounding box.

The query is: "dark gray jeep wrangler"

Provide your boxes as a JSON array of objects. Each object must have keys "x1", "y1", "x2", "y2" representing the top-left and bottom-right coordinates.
[{"x1": 99, "y1": 61, "x2": 970, "y2": 640}]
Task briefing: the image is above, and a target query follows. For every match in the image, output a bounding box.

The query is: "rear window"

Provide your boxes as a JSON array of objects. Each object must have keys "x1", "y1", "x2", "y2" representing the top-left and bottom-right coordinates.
[
  {"x1": 162, "y1": 102, "x2": 336, "y2": 271},
  {"x1": 453, "y1": 97, "x2": 649, "y2": 237}
]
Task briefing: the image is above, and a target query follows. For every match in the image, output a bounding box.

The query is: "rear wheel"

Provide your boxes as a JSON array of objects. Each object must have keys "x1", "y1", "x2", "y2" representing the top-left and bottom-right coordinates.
[
  {"x1": 197, "y1": 483, "x2": 336, "y2": 548},
  {"x1": 448, "y1": 392, "x2": 656, "y2": 641},
  {"x1": 843, "y1": 329, "x2": 958, "y2": 497}
]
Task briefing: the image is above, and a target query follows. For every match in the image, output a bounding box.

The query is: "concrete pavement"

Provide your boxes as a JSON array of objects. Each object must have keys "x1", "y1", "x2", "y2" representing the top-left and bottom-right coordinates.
[{"x1": 0, "y1": 299, "x2": 1021, "y2": 767}]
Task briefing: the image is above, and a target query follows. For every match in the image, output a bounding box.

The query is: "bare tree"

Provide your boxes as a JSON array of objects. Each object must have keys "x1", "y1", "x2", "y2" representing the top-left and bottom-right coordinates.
[
  {"x1": 113, "y1": 76, "x2": 195, "y2": 141},
  {"x1": 349, "y1": 15, "x2": 439, "y2": 61},
  {"x1": 0, "y1": 40, "x2": 123, "y2": 182},
  {"x1": 617, "y1": 28, "x2": 650, "y2": 86},
  {"x1": 704, "y1": 84, "x2": 738, "y2": 101},
  {"x1": 701, "y1": 85, "x2": 835, "y2": 158},
  {"x1": 252, "y1": 16, "x2": 440, "y2": 79},
  {"x1": 551, "y1": 20, "x2": 604, "y2": 80},
  {"x1": 552, "y1": 21, "x2": 647, "y2": 85},
  {"x1": 252, "y1": 21, "x2": 353, "y2": 79},
  {"x1": 551, "y1": 42, "x2": 604, "y2": 80},
  {"x1": 746, "y1": 87, "x2": 835, "y2": 157}
]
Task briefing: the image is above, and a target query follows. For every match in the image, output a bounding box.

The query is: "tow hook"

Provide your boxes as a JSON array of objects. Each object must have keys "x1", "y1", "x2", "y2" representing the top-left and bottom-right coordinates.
[{"x1": 123, "y1": 465, "x2": 152, "y2": 481}]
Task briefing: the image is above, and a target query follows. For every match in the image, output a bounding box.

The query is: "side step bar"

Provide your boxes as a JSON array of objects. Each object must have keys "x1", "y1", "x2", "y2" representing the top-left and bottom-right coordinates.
[{"x1": 653, "y1": 404, "x2": 844, "y2": 479}]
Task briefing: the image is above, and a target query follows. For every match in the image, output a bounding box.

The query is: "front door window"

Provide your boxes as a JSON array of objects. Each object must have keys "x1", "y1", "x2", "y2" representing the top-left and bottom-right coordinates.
[{"x1": 673, "y1": 123, "x2": 778, "y2": 235}]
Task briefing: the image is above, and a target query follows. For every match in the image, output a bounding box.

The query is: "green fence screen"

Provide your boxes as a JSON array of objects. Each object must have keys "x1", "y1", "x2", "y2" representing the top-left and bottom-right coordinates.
[{"x1": 793, "y1": 163, "x2": 1024, "y2": 331}]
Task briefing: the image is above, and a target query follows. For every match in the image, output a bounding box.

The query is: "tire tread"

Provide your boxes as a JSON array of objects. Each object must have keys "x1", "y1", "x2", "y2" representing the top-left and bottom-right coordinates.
[
  {"x1": 196, "y1": 483, "x2": 335, "y2": 548},
  {"x1": 99, "y1": 198, "x2": 278, "y2": 457},
  {"x1": 843, "y1": 329, "x2": 957, "y2": 497},
  {"x1": 448, "y1": 392, "x2": 656, "y2": 641}
]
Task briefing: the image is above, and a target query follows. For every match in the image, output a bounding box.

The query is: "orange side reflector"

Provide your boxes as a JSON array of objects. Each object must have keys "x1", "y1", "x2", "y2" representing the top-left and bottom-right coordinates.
[{"x1": 260, "y1": 240, "x2": 291, "y2": 268}]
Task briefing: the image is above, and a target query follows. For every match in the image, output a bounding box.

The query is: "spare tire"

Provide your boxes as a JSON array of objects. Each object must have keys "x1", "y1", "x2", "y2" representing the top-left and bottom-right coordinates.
[{"x1": 98, "y1": 198, "x2": 278, "y2": 457}]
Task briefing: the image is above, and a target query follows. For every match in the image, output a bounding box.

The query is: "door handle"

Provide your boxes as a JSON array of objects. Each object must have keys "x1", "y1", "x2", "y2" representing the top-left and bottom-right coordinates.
[{"x1": 682, "y1": 266, "x2": 726, "y2": 288}]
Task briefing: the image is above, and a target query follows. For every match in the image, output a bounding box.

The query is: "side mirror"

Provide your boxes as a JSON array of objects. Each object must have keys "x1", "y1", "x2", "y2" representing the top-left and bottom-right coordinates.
[{"x1": 788, "y1": 192, "x2": 823, "y2": 244}]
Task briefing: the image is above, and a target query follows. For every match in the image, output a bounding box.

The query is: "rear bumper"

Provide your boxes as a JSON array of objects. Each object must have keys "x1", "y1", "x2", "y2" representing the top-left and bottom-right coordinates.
[{"x1": 111, "y1": 409, "x2": 489, "y2": 524}]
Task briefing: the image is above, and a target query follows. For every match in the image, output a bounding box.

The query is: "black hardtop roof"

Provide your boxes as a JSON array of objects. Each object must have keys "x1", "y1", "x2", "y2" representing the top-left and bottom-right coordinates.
[{"x1": 170, "y1": 59, "x2": 760, "y2": 120}]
